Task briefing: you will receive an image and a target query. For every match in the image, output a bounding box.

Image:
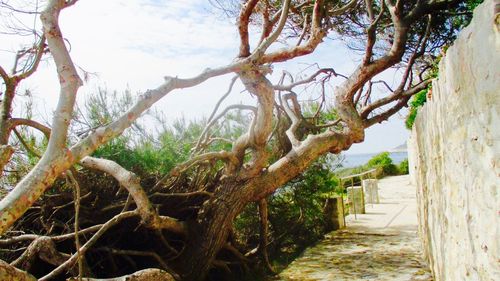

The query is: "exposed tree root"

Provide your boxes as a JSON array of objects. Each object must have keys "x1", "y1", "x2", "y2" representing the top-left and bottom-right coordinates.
[
  {"x1": 0, "y1": 169, "x2": 252, "y2": 280},
  {"x1": 258, "y1": 198, "x2": 275, "y2": 274},
  {"x1": 0, "y1": 259, "x2": 36, "y2": 281},
  {"x1": 67, "y1": 268, "x2": 176, "y2": 281}
]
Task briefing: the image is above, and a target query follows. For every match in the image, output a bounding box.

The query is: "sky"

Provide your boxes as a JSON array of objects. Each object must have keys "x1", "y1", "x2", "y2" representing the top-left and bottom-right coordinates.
[{"x1": 0, "y1": 0, "x2": 410, "y2": 155}]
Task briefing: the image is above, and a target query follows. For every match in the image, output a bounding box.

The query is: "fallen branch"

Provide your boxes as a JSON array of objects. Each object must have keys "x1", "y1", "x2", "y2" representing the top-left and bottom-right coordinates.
[
  {"x1": 67, "y1": 268, "x2": 176, "y2": 281},
  {"x1": 80, "y1": 156, "x2": 185, "y2": 234},
  {"x1": 40, "y1": 211, "x2": 138, "y2": 281},
  {"x1": 0, "y1": 259, "x2": 36, "y2": 281}
]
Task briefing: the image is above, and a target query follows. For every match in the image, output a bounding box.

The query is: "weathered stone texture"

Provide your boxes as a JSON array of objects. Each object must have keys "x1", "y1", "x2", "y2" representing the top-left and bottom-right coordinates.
[
  {"x1": 362, "y1": 179, "x2": 379, "y2": 204},
  {"x1": 347, "y1": 186, "x2": 365, "y2": 214},
  {"x1": 409, "y1": 1, "x2": 500, "y2": 280},
  {"x1": 323, "y1": 197, "x2": 345, "y2": 231}
]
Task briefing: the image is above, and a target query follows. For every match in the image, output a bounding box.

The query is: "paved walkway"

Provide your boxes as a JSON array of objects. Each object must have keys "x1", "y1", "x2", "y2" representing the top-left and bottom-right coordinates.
[{"x1": 278, "y1": 175, "x2": 433, "y2": 281}]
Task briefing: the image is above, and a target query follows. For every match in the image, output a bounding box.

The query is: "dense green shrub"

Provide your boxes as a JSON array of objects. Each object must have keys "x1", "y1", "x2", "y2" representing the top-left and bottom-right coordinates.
[
  {"x1": 92, "y1": 122, "x2": 199, "y2": 176},
  {"x1": 234, "y1": 156, "x2": 341, "y2": 270},
  {"x1": 366, "y1": 152, "x2": 399, "y2": 176},
  {"x1": 85, "y1": 88, "x2": 249, "y2": 177},
  {"x1": 398, "y1": 159, "x2": 409, "y2": 175},
  {"x1": 269, "y1": 158, "x2": 340, "y2": 243}
]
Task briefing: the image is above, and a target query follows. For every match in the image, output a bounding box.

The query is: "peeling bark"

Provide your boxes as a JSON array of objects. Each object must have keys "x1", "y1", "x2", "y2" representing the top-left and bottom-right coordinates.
[
  {"x1": 177, "y1": 179, "x2": 253, "y2": 281},
  {"x1": 0, "y1": 260, "x2": 36, "y2": 281},
  {"x1": 67, "y1": 268, "x2": 175, "y2": 281},
  {"x1": 258, "y1": 198, "x2": 274, "y2": 273},
  {"x1": 81, "y1": 156, "x2": 185, "y2": 234},
  {"x1": 0, "y1": 145, "x2": 14, "y2": 173}
]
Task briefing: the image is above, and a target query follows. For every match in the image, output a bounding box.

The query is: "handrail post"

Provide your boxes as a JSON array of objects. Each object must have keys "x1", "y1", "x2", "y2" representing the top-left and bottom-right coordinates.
[
  {"x1": 360, "y1": 173, "x2": 366, "y2": 210},
  {"x1": 351, "y1": 177, "x2": 357, "y2": 220},
  {"x1": 339, "y1": 178, "x2": 347, "y2": 227},
  {"x1": 340, "y1": 168, "x2": 377, "y2": 221}
]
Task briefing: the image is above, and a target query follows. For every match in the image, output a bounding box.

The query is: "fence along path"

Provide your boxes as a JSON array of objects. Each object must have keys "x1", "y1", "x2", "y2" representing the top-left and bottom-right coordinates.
[{"x1": 278, "y1": 175, "x2": 432, "y2": 281}]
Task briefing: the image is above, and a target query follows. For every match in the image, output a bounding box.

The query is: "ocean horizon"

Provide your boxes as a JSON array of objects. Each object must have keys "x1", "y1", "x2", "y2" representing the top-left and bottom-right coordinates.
[{"x1": 341, "y1": 151, "x2": 408, "y2": 168}]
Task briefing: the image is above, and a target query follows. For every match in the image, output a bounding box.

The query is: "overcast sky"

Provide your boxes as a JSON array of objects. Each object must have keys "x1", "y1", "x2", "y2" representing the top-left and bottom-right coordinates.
[{"x1": 0, "y1": 0, "x2": 409, "y2": 154}]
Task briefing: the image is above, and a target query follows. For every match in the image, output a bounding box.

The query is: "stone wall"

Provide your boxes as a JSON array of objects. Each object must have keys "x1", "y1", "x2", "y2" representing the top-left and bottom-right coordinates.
[{"x1": 408, "y1": 1, "x2": 500, "y2": 280}]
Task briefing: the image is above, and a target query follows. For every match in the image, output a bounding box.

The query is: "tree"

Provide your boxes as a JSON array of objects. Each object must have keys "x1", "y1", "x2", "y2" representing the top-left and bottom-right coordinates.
[{"x1": 0, "y1": 0, "x2": 477, "y2": 280}]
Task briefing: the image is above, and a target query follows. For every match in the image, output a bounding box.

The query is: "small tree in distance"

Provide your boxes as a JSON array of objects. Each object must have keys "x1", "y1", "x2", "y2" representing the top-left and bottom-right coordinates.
[{"x1": 0, "y1": 1, "x2": 480, "y2": 280}]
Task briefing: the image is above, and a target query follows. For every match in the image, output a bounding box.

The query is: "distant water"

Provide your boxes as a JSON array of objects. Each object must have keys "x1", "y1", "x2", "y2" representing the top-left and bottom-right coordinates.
[{"x1": 342, "y1": 151, "x2": 408, "y2": 168}]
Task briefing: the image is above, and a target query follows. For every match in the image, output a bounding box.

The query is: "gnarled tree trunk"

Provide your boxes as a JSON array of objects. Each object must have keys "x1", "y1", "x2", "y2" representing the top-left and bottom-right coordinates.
[{"x1": 177, "y1": 178, "x2": 254, "y2": 281}]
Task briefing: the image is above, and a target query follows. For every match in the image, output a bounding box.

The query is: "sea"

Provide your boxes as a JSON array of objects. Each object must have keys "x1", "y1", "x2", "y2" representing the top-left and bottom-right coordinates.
[{"x1": 341, "y1": 151, "x2": 408, "y2": 168}]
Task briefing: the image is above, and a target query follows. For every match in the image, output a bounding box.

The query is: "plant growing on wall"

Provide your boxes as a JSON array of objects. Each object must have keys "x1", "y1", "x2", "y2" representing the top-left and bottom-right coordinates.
[{"x1": 405, "y1": 0, "x2": 483, "y2": 130}]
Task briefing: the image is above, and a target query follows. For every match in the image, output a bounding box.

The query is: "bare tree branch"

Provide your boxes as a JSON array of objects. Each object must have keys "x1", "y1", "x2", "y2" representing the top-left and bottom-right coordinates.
[
  {"x1": 250, "y1": 0, "x2": 291, "y2": 60},
  {"x1": 206, "y1": 76, "x2": 239, "y2": 124},
  {"x1": 80, "y1": 156, "x2": 185, "y2": 234},
  {"x1": 273, "y1": 68, "x2": 337, "y2": 91},
  {"x1": 361, "y1": 79, "x2": 431, "y2": 120},
  {"x1": 13, "y1": 35, "x2": 47, "y2": 81},
  {"x1": 8, "y1": 118, "x2": 51, "y2": 138},
  {"x1": 363, "y1": 0, "x2": 386, "y2": 65},
  {"x1": 0, "y1": 65, "x2": 8, "y2": 82},
  {"x1": 39, "y1": 211, "x2": 138, "y2": 281},
  {"x1": 280, "y1": 92, "x2": 302, "y2": 146},
  {"x1": 67, "y1": 268, "x2": 175, "y2": 281},
  {"x1": 170, "y1": 151, "x2": 237, "y2": 177},
  {"x1": 258, "y1": 198, "x2": 274, "y2": 273},
  {"x1": 238, "y1": 0, "x2": 260, "y2": 57},
  {"x1": 363, "y1": 96, "x2": 410, "y2": 127},
  {"x1": 195, "y1": 104, "x2": 256, "y2": 154},
  {"x1": 260, "y1": 0, "x2": 327, "y2": 63}
]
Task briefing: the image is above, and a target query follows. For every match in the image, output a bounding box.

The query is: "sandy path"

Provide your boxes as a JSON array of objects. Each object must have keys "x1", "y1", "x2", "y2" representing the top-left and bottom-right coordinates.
[{"x1": 278, "y1": 175, "x2": 433, "y2": 281}]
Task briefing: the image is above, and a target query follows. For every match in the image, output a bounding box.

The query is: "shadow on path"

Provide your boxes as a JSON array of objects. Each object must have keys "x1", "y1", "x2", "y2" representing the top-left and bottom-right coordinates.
[{"x1": 277, "y1": 175, "x2": 433, "y2": 281}]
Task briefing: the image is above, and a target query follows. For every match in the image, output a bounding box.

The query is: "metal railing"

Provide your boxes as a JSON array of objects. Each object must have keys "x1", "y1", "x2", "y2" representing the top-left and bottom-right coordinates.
[
  {"x1": 339, "y1": 168, "x2": 378, "y2": 221},
  {"x1": 339, "y1": 168, "x2": 378, "y2": 181}
]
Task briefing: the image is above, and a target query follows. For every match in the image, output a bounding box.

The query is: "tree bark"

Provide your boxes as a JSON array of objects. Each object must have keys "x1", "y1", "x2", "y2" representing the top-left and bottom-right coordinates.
[
  {"x1": 0, "y1": 81, "x2": 17, "y2": 172},
  {"x1": 67, "y1": 268, "x2": 175, "y2": 281},
  {"x1": 0, "y1": 260, "x2": 36, "y2": 281},
  {"x1": 258, "y1": 198, "x2": 274, "y2": 273},
  {"x1": 177, "y1": 178, "x2": 253, "y2": 281}
]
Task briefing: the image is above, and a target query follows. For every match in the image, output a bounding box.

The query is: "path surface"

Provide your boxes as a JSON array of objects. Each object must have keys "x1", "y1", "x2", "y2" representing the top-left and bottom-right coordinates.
[{"x1": 278, "y1": 175, "x2": 433, "y2": 281}]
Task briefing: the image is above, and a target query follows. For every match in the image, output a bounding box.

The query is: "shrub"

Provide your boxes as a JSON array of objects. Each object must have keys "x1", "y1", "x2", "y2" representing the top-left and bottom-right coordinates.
[
  {"x1": 233, "y1": 156, "x2": 342, "y2": 270},
  {"x1": 366, "y1": 152, "x2": 399, "y2": 176},
  {"x1": 405, "y1": 89, "x2": 428, "y2": 129},
  {"x1": 398, "y1": 159, "x2": 409, "y2": 175}
]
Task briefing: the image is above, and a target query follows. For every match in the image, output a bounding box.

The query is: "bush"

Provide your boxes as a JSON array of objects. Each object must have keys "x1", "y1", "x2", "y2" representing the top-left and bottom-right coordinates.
[
  {"x1": 366, "y1": 152, "x2": 399, "y2": 176},
  {"x1": 92, "y1": 129, "x2": 193, "y2": 177},
  {"x1": 233, "y1": 156, "x2": 342, "y2": 271},
  {"x1": 398, "y1": 159, "x2": 409, "y2": 175}
]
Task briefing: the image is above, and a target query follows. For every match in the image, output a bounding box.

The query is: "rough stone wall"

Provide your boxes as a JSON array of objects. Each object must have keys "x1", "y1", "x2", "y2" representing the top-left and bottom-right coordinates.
[{"x1": 409, "y1": 1, "x2": 500, "y2": 280}]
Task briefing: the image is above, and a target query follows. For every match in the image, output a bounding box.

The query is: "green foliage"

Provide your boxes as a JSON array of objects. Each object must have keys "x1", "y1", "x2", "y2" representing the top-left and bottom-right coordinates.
[
  {"x1": 405, "y1": 0, "x2": 483, "y2": 130},
  {"x1": 451, "y1": 0, "x2": 484, "y2": 28},
  {"x1": 405, "y1": 89, "x2": 428, "y2": 129},
  {"x1": 92, "y1": 121, "x2": 203, "y2": 176},
  {"x1": 234, "y1": 156, "x2": 341, "y2": 269},
  {"x1": 366, "y1": 152, "x2": 399, "y2": 176},
  {"x1": 85, "y1": 87, "x2": 135, "y2": 128},
  {"x1": 366, "y1": 152, "x2": 392, "y2": 167},
  {"x1": 467, "y1": 0, "x2": 483, "y2": 9},
  {"x1": 83, "y1": 88, "x2": 244, "y2": 176},
  {"x1": 398, "y1": 159, "x2": 409, "y2": 175}
]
